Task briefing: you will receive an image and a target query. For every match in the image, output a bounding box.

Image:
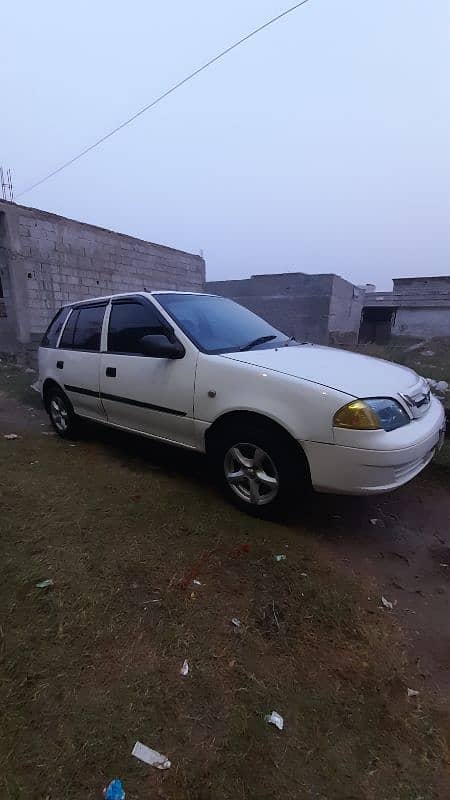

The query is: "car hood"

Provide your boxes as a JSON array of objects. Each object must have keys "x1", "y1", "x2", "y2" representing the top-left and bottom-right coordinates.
[{"x1": 222, "y1": 344, "x2": 419, "y2": 397}]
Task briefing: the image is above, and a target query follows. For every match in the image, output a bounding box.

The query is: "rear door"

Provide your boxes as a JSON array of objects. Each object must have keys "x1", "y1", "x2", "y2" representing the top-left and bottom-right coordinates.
[
  {"x1": 99, "y1": 297, "x2": 197, "y2": 446},
  {"x1": 57, "y1": 302, "x2": 107, "y2": 421}
]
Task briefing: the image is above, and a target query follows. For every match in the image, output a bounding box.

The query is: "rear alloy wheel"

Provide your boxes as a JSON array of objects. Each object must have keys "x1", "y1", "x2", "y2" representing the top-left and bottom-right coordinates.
[
  {"x1": 48, "y1": 389, "x2": 77, "y2": 438},
  {"x1": 212, "y1": 423, "x2": 310, "y2": 517}
]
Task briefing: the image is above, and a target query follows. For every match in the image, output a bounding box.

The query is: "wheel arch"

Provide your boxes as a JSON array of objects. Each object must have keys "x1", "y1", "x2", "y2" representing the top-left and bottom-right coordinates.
[
  {"x1": 205, "y1": 409, "x2": 309, "y2": 469},
  {"x1": 42, "y1": 378, "x2": 65, "y2": 412}
]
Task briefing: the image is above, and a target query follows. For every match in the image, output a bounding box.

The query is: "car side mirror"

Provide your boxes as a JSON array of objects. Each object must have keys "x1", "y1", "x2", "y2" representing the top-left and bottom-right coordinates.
[{"x1": 140, "y1": 333, "x2": 185, "y2": 359}]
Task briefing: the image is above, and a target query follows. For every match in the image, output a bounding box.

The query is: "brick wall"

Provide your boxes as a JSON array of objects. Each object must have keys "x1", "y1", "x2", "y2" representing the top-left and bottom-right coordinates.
[{"x1": 0, "y1": 201, "x2": 205, "y2": 360}]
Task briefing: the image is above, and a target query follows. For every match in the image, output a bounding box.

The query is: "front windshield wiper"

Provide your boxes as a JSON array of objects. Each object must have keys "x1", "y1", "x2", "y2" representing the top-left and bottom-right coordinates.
[{"x1": 239, "y1": 335, "x2": 277, "y2": 352}]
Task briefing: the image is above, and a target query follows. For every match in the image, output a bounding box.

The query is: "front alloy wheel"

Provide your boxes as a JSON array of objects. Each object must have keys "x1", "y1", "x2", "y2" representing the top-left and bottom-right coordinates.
[{"x1": 224, "y1": 443, "x2": 280, "y2": 506}]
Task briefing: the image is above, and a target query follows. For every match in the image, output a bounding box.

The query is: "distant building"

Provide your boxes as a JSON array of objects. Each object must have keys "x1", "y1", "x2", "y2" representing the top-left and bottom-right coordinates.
[
  {"x1": 206, "y1": 271, "x2": 364, "y2": 345},
  {"x1": 0, "y1": 200, "x2": 205, "y2": 363},
  {"x1": 360, "y1": 276, "x2": 450, "y2": 343}
]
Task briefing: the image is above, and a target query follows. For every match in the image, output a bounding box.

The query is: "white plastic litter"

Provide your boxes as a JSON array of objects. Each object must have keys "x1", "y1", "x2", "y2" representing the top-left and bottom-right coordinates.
[
  {"x1": 407, "y1": 688, "x2": 419, "y2": 698},
  {"x1": 192, "y1": 579, "x2": 202, "y2": 586},
  {"x1": 231, "y1": 617, "x2": 241, "y2": 627},
  {"x1": 274, "y1": 554, "x2": 286, "y2": 562},
  {"x1": 4, "y1": 434, "x2": 19, "y2": 440},
  {"x1": 370, "y1": 518, "x2": 384, "y2": 527},
  {"x1": 381, "y1": 596, "x2": 394, "y2": 610},
  {"x1": 132, "y1": 741, "x2": 171, "y2": 770},
  {"x1": 180, "y1": 659, "x2": 189, "y2": 676},
  {"x1": 30, "y1": 381, "x2": 40, "y2": 393},
  {"x1": 36, "y1": 579, "x2": 54, "y2": 589},
  {"x1": 265, "y1": 711, "x2": 284, "y2": 731},
  {"x1": 25, "y1": 367, "x2": 35, "y2": 374}
]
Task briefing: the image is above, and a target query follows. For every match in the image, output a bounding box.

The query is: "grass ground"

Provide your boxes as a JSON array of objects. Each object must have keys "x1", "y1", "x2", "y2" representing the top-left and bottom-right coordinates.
[{"x1": 0, "y1": 365, "x2": 446, "y2": 799}]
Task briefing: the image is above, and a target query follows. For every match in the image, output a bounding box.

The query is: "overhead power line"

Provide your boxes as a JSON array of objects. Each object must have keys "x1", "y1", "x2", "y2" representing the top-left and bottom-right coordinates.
[{"x1": 18, "y1": 0, "x2": 312, "y2": 198}]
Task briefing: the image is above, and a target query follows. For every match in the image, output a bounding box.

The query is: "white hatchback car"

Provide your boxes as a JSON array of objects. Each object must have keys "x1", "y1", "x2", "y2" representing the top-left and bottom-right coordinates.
[{"x1": 38, "y1": 291, "x2": 445, "y2": 514}]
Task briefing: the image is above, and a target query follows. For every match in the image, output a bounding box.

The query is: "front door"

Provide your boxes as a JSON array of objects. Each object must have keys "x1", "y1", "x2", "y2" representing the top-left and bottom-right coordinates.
[
  {"x1": 99, "y1": 297, "x2": 197, "y2": 447},
  {"x1": 57, "y1": 302, "x2": 107, "y2": 421}
]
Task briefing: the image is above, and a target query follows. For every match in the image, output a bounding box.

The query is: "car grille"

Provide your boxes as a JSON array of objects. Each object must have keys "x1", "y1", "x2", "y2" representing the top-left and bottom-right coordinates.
[{"x1": 399, "y1": 378, "x2": 431, "y2": 420}]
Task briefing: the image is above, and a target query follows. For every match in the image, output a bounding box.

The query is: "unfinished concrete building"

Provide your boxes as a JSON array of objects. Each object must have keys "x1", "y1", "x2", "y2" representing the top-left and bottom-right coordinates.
[
  {"x1": 206, "y1": 271, "x2": 364, "y2": 345},
  {"x1": 360, "y1": 276, "x2": 450, "y2": 343},
  {"x1": 0, "y1": 200, "x2": 205, "y2": 363}
]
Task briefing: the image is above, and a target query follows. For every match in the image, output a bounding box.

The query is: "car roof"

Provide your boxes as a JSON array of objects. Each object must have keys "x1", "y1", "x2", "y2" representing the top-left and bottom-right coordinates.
[{"x1": 62, "y1": 290, "x2": 215, "y2": 308}]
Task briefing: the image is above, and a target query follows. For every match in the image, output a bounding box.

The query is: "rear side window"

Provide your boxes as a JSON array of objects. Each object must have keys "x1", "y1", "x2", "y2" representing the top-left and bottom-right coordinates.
[
  {"x1": 41, "y1": 307, "x2": 71, "y2": 348},
  {"x1": 59, "y1": 310, "x2": 79, "y2": 349},
  {"x1": 59, "y1": 305, "x2": 106, "y2": 352},
  {"x1": 108, "y1": 301, "x2": 165, "y2": 354},
  {"x1": 73, "y1": 305, "x2": 106, "y2": 351}
]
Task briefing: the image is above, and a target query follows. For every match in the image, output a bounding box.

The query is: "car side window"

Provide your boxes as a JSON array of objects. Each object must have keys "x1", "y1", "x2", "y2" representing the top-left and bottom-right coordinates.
[
  {"x1": 108, "y1": 301, "x2": 166, "y2": 354},
  {"x1": 59, "y1": 305, "x2": 105, "y2": 351},
  {"x1": 73, "y1": 305, "x2": 106, "y2": 351},
  {"x1": 41, "y1": 307, "x2": 71, "y2": 348},
  {"x1": 59, "y1": 309, "x2": 79, "y2": 349}
]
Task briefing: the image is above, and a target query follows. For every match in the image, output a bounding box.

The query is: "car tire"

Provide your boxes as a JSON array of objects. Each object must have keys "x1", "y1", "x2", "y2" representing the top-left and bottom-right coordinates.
[
  {"x1": 209, "y1": 421, "x2": 311, "y2": 517},
  {"x1": 47, "y1": 387, "x2": 78, "y2": 439}
]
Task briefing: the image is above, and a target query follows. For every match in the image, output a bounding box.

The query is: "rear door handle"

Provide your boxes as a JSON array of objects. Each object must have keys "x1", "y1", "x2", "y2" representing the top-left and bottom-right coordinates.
[
  {"x1": 56, "y1": 360, "x2": 64, "y2": 369},
  {"x1": 105, "y1": 367, "x2": 116, "y2": 378}
]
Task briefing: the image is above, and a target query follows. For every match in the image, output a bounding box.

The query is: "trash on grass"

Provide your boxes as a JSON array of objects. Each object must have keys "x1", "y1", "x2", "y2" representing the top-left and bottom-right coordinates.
[
  {"x1": 180, "y1": 659, "x2": 189, "y2": 676},
  {"x1": 381, "y1": 595, "x2": 394, "y2": 610},
  {"x1": 132, "y1": 741, "x2": 171, "y2": 770},
  {"x1": 4, "y1": 434, "x2": 19, "y2": 440},
  {"x1": 265, "y1": 711, "x2": 284, "y2": 731},
  {"x1": 407, "y1": 688, "x2": 419, "y2": 698},
  {"x1": 300, "y1": 572, "x2": 308, "y2": 577},
  {"x1": 36, "y1": 578, "x2": 54, "y2": 589},
  {"x1": 370, "y1": 518, "x2": 384, "y2": 527},
  {"x1": 274, "y1": 554, "x2": 286, "y2": 562},
  {"x1": 30, "y1": 381, "x2": 40, "y2": 393},
  {"x1": 104, "y1": 779, "x2": 125, "y2": 800},
  {"x1": 231, "y1": 617, "x2": 241, "y2": 627},
  {"x1": 193, "y1": 579, "x2": 202, "y2": 586},
  {"x1": 25, "y1": 367, "x2": 36, "y2": 374}
]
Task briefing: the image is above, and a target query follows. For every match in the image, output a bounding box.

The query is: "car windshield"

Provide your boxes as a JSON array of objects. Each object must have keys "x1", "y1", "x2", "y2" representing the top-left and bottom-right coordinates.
[{"x1": 155, "y1": 293, "x2": 287, "y2": 354}]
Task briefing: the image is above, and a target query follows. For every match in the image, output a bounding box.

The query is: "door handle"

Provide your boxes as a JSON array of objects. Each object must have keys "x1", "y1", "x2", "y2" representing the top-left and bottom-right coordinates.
[
  {"x1": 56, "y1": 360, "x2": 64, "y2": 369},
  {"x1": 105, "y1": 367, "x2": 116, "y2": 378}
]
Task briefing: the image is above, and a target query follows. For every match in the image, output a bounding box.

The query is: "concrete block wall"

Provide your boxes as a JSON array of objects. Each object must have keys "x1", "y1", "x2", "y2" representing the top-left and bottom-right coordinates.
[
  {"x1": 0, "y1": 200, "x2": 205, "y2": 361},
  {"x1": 392, "y1": 307, "x2": 450, "y2": 338},
  {"x1": 328, "y1": 276, "x2": 364, "y2": 344},
  {"x1": 206, "y1": 272, "x2": 363, "y2": 345},
  {"x1": 393, "y1": 276, "x2": 450, "y2": 298}
]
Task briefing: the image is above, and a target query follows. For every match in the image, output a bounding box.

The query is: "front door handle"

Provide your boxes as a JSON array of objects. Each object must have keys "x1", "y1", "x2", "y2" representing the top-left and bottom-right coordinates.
[
  {"x1": 105, "y1": 367, "x2": 116, "y2": 378},
  {"x1": 56, "y1": 360, "x2": 64, "y2": 370}
]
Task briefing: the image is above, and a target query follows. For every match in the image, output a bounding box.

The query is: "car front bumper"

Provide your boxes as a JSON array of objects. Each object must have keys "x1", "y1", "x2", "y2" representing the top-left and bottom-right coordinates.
[{"x1": 302, "y1": 398, "x2": 446, "y2": 495}]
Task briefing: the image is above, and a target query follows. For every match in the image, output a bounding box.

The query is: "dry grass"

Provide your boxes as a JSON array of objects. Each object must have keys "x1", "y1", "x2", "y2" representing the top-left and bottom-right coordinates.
[{"x1": 0, "y1": 394, "x2": 445, "y2": 799}]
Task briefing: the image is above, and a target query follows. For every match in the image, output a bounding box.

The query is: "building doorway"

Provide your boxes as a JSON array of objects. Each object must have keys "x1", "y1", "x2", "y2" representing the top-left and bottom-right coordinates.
[{"x1": 359, "y1": 307, "x2": 396, "y2": 344}]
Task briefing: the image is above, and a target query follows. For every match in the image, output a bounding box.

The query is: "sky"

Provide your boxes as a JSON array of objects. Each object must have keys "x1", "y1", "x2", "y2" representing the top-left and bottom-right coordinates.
[{"x1": 2, "y1": 0, "x2": 449, "y2": 290}]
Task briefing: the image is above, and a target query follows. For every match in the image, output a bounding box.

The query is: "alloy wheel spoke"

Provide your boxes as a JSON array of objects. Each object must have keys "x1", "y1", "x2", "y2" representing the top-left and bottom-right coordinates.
[
  {"x1": 249, "y1": 478, "x2": 261, "y2": 504},
  {"x1": 256, "y1": 469, "x2": 277, "y2": 488},
  {"x1": 252, "y1": 447, "x2": 266, "y2": 468},
  {"x1": 230, "y1": 447, "x2": 253, "y2": 469},
  {"x1": 227, "y1": 469, "x2": 246, "y2": 485}
]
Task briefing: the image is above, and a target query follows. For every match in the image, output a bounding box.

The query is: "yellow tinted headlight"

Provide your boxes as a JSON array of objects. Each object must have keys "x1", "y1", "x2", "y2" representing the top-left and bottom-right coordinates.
[{"x1": 333, "y1": 400, "x2": 381, "y2": 430}]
